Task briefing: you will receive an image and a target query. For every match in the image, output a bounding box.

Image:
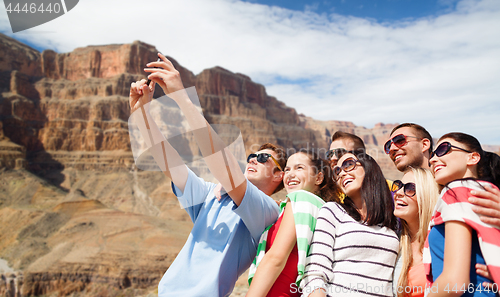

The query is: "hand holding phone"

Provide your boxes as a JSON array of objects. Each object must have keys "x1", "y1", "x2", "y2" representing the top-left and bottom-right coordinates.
[
  {"x1": 146, "y1": 57, "x2": 162, "y2": 86},
  {"x1": 144, "y1": 53, "x2": 185, "y2": 95}
]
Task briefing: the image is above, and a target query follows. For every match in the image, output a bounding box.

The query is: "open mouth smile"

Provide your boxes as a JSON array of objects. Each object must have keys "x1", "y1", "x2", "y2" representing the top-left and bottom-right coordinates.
[
  {"x1": 395, "y1": 199, "x2": 408, "y2": 208},
  {"x1": 433, "y1": 165, "x2": 445, "y2": 174},
  {"x1": 342, "y1": 177, "x2": 354, "y2": 188},
  {"x1": 393, "y1": 153, "x2": 404, "y2": 162}
]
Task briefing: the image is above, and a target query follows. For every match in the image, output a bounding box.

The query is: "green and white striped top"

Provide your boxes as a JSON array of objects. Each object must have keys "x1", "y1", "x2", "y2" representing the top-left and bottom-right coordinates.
[{"x1": 248, "y1": 190, "x2": 325, "y2": 286}]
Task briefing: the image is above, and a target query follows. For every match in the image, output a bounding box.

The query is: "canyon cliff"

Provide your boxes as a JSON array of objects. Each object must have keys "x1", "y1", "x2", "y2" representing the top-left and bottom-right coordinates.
[{"x1": 0, "y1": 32, "x2": 406, "y2": 296}]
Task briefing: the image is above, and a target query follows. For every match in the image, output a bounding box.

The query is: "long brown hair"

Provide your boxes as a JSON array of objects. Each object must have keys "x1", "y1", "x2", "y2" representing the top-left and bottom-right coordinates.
[{"x1": 336, "y1": 149, "x2": 398, "y2": 231}]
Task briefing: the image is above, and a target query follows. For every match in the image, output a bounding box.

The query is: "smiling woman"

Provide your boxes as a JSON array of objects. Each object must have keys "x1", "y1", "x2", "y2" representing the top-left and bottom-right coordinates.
[
  {"x1": 425, "y1": 132, "x2": 500, "y2": 296},
  {"x1": 392, "y1": 167, "x2": 439, "y2": 297},
  {"x1": 300, "y1": 149, "x2": 399, "y2": 297},
  {"x1": 247, "y1": 149, "x2": 336, "y2": 297}
]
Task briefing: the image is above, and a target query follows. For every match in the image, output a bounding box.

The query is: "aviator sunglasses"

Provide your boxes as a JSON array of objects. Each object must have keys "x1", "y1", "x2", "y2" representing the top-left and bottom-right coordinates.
[
  {"x1": 391, "y1": 180, "x2": 416, "y2": 197},
  {"x1": 247, "y1": 153, "x2": 282, "y2": 171},
  {"x1": 430, "y1": 141, "x2": 472, "y2": 159},
  {"x1": 326, "y1": 148, "x2": 348, "y2": 160},
  {"x1": 332, "y1": 157, "x2": 361, "y2": 181},
  {"x1": 384, "y1": 134, "x2": 421, "y2": 154}
]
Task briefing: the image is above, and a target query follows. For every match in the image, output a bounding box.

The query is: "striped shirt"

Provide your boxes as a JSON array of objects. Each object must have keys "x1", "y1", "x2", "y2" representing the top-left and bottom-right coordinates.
[
  {"x1": 423, "y1": 179, "x2": 500, "y2": 292},
  {"x1": 249, "y1": 190, "x2": 325, "y2": 286},
  {"x1": 301, "y1": 202, "x2": 399, "y2": 297}
]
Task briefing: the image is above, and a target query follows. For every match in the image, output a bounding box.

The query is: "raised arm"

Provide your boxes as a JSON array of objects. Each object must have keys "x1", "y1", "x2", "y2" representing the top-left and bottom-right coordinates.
[
  {"x1": 129, "y1": 79, "x2": 188, "y2": 192},
  {"x1": 145, "y1": 53, "x2": 247, "y2": 206}
]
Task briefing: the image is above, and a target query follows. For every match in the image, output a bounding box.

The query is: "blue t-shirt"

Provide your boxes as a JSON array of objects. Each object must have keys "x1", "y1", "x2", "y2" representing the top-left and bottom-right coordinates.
[
  {"x1": 158, "y1": 169, "x2": 280, "y2": 297},
  {"x1": 428, "y1": 224, "x2": 495, "y2": 297}
]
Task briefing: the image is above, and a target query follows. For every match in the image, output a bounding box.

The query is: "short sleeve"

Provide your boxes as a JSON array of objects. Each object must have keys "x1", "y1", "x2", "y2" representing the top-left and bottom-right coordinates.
[
  {"x1": 233, "y1": 180, "x2": 280, "y2": 245},
  {"x1": 172, "y1": 168, "x2": 216, "y2": 222}
]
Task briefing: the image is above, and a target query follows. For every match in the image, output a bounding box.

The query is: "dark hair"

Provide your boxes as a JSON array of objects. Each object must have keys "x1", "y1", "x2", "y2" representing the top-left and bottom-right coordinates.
[
  {"x1": 259, "y1": 143, "x2": 288, "y2": 193},
  {"x1": 336, "y1": 149, "x2": 398, "y2": 231},
  {"x1": 438, "y1": 132, "x2": 500, "y2": 188},
  {"x1": 295, "y1": 149, "x2": 336, "y2": 202},
  {"x1": 331, "y1": 131, "x2": 366, "y2": 151},
  {"x1": 391, "y1": 123, "x2": 433, "y2": 155}
]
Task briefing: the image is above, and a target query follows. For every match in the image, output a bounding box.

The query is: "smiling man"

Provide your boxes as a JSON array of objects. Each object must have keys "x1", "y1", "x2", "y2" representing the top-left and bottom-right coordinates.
[
  {"x1": 385, "y1": 123, "x2": 433, "y2": 172},
  {"x1": 385, "y1": 123, "x2": 500, "y2": 228},
  {"x1": 155, "y1": 142, "x2": 285, "y2": 297},
  {"x1": 129, "y1": 53, "x2": 287, "y2": 297}
]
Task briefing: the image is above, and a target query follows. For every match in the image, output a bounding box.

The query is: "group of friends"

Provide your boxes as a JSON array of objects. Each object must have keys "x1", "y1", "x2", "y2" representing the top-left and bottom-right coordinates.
[{"x1": 128, "y1": 53, "x2": 500, "y2": 297}]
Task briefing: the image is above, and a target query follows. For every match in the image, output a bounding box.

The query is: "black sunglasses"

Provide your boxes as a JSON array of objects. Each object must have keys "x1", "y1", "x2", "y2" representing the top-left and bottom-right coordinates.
[
  {"x1": 326, "y1": 148, "x2": 348, "y2": 160},
  {"x1": 384, "y1": 134, "x2": 421, "y2": 154},
  {"x1": 391, "y1": 180, "x2": 416, "y2": 197},
  {"x1": 430, "y1": 141, "x2": 472, "y2": 159},
  {"x1": 247, "y1": 153, "x2": 282, "y2": 171},
  {"x1": 332, "y1": 157, "x2": 360, "y2": 181}
]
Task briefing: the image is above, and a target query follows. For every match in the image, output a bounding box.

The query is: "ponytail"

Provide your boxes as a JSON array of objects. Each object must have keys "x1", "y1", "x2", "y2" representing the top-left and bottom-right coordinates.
[{"x1": 478, "y1": 151, "x2": 500, "y2": 188}]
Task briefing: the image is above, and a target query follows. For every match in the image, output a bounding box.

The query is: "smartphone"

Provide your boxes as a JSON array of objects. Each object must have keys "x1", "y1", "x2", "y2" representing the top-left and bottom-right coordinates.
[{"x1": 146, "y1": 57, "x2": 162, "y2": 86}]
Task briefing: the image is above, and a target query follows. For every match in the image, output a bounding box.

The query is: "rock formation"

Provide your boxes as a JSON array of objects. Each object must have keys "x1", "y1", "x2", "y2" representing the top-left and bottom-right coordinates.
[
  {"x1": 4, "y1": 32, "x2": 496, "y2": 296},
  {"x1": 0, "y1": 32, "x2": 400, "y2": 175},
  {"x1": 0, "y1": 32, "x2": 402, "y2": 297}
]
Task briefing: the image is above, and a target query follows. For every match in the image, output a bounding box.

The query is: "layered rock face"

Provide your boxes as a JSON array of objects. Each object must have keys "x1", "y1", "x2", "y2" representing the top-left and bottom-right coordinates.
[
  {"x1": 0, "y1": 33, "x2": 406, "y2": 296},
  {"x1": 0, "y1": 33, "x2": 399, "y2": 174}
]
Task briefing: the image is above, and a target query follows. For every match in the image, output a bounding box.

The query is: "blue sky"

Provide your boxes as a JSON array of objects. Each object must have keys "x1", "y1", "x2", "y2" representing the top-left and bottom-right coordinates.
[
  {"x1": 244, "y1": 0, "x2": 460, "y2": 21},
  {"x1": 1, "y1": 0, "x2": 499, "y2": 146}
]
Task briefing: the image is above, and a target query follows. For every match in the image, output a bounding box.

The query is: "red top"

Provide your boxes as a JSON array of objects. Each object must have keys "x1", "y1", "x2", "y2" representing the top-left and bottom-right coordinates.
[
  {"x1": 265, "y1": 213, "x2": 300, "y2": 297},
  {"x1": 407, "y1": 263, "x2": 425, "y2": 297}
]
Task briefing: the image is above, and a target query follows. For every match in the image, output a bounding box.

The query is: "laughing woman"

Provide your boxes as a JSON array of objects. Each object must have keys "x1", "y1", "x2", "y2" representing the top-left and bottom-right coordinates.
[
  {"x1": 246, "y1": 150, "x2": 336, "y2": 297},
  {"x1": 426, "y1": 132, "x2": 500, "y2": 297},
  {"x1": 392, "y1": 167, "x2": 440, "y2": 297},
  {"x1": 301, "y1": 149, "x2": 399, "y2": 297}
]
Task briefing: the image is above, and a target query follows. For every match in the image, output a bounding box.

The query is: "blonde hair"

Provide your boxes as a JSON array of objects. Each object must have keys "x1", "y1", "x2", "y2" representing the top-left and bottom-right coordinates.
[{"x1": 397, "y1": 167, "x2": 439, "y2": 296}]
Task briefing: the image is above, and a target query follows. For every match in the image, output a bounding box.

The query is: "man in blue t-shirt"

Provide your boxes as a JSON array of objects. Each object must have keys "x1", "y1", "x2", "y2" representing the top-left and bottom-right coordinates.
[{"x1": 129, "y1": 53, "x2": 287, "y2": 296}]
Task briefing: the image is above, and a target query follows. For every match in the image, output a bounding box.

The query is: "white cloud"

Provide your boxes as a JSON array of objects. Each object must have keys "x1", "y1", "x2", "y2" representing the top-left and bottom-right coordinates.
[{"x1": 1, "y1": 0, "x2": 499, "y2": 145}]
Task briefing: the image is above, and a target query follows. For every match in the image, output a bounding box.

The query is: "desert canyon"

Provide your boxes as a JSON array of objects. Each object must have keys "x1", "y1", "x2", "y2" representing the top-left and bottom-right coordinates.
[{"x1": 1, "y1": 33, "x2": 497, "y2": 297}]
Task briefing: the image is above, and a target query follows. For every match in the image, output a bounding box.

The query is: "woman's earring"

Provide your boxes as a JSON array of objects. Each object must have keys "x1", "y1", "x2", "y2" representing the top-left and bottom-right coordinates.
[{"x1": 339, "y1": 193, "x2": 346, "y2": 204}]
